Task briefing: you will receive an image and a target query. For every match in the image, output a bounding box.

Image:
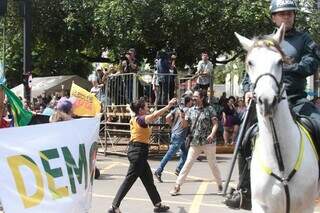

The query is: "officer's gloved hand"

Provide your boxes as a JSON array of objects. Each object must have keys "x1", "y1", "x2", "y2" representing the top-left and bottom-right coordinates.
[{"x1": 282, "y1": 63, "x2": 298, "y2": 72}]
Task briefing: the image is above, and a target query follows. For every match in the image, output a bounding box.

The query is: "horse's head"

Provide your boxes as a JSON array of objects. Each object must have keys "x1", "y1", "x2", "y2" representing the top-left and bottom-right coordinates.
[{"x1": 235, "y1": 24, "x2": 287, "y2": 117}]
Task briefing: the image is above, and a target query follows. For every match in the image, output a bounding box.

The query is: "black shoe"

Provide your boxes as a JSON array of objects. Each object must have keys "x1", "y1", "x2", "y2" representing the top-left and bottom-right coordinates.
[
  {"x1": 224, "y1": 192, "x2": 241, "y2": 209},
  {"x1": 154, "y1": 172, "x2": 163, "y2": 183},
  {"x1": 224, "y1": 190, "x2": 252, "y2": 210},
  {"x1": 217, "y1": 185, "x2": 223, "y2": 195},
  {"x1": 154, "y1": 203, "x2": 170, "y2": 212},
  {"x1": 225, "y1": 187, "x2": 236, "y2": 199},
  {"x1": 95, "y1": 167, "x2": 100, "y2": 179},
  {"x1": 108, "y1": 206, "x2": 121, "y2": 213},
  {"x1": 174, "y1": 169, "x2": 180, "y2": 176}
]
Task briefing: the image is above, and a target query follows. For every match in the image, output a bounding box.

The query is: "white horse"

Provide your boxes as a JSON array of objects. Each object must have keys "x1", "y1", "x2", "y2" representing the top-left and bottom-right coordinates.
[{"x1": 235, "y1": 24, "x2": 319, "y2": 213}]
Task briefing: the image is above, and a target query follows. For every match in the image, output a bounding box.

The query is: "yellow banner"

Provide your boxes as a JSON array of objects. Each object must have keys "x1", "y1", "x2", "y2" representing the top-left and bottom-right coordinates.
[{"x1": 70, "y1": 83, "x2": 101, "y2": 116}]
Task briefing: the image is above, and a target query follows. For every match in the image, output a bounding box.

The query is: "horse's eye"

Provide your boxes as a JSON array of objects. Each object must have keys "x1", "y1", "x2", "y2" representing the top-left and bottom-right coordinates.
[{"x1": 248, "y1": 60, "x2": 253, "y2": 67}]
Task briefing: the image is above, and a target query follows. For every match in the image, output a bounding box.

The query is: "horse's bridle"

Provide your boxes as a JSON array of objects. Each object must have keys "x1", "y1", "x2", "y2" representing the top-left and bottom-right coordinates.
[{"x1": 252, "y1": 72, "x2": 286, "y2": 104}]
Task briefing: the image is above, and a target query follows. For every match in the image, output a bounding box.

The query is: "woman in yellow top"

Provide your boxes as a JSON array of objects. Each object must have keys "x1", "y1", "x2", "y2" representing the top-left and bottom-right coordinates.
[{"x1": 109, "y1": 97, "x2": 176, "y2": 213}]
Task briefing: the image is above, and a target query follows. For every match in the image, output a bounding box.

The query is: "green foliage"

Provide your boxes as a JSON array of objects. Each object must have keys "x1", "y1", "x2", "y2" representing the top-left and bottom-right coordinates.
[
  {"x1": 0, "y1": 0, "x2": 319, "y2": 87},
  {"x1": 214, "y1": 56, "x2": 245, "y2": 84}
]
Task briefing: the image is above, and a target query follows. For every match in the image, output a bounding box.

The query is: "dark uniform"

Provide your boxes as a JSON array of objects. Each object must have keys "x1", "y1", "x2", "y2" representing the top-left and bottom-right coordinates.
[{"x1": 225, "y1": 2, "x2": 320, "y2": 209}]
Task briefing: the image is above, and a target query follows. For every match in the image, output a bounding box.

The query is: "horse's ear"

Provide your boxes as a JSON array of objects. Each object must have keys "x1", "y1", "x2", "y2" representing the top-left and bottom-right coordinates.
[
  {"x1": 272, "y1": 23, "x2": 285, "y2": 44},
  {"x1": 234, "y1": 32, "x2": 254, "y2": 51}
]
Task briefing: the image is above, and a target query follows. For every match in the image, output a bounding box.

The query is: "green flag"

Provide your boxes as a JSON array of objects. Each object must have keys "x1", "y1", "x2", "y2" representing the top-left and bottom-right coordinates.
[{"x1": 1, "y1": 85, "x2": 32, "y2": 126}]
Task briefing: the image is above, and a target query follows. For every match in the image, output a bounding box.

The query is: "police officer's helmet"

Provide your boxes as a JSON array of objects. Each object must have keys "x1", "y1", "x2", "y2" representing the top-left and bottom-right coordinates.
[{"x1": 270, "y1": 0, "x2": 298, "y2": 14}]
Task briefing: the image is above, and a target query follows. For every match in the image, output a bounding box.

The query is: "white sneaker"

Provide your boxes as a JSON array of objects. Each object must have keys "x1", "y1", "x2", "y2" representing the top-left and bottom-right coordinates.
[{"x1": 169, "y1": 185, "x2": 180, "y2": 196}]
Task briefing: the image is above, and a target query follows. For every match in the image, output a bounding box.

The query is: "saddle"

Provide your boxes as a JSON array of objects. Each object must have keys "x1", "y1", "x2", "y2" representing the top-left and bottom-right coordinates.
[
  {"x1": 296, "y1": 115, "x2": 320, "y2": 161},
  {"x1": 241, "y1": 116, "x2": 320, "y2": 163}
]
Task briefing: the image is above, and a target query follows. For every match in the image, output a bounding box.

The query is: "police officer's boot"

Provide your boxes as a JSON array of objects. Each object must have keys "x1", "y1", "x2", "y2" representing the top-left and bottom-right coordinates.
[{"x1": 224, "y1": 189, "x2": 251, "y2": 210}]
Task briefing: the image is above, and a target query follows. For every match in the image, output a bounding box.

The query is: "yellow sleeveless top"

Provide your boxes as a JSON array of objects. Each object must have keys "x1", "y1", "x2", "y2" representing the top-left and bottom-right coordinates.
[{"x1": 130, "y1": 116, "x2": 152, "y2": 144}]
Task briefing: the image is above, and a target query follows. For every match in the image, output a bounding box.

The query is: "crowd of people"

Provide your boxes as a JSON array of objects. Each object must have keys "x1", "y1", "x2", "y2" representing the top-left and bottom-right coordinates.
[
  {"x1": 1, "y1": 0, "x2": 320, "y2": 212},
  {"x1": 0, "y1": 92, "x2": 75, "y2": 128},
  {"x1": 91, "y1": 45, "x2": 218, "y2": 107}
]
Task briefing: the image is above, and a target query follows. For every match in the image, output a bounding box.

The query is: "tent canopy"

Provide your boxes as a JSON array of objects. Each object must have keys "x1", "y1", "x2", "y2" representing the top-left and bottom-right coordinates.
[{"x1": 11, "y1": 75, "x2": 92, "y2": 99}]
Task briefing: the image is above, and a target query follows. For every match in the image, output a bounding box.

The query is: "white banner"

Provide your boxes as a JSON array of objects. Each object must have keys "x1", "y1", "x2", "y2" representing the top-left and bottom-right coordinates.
[{"x1": 0, "y1": 116, "x2": 101, "y2": 213}]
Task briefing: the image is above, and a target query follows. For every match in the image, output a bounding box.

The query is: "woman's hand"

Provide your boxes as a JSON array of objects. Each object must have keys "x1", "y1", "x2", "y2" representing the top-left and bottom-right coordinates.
[
  {"x1": 207, "y1": 133, "x2": 215, "y2": 144},
  {"x1": 146, "y1": 98, "x2": 177, "y2": 124},
  {"x1": 167, "y1": 98, "x2": 177, "y2": 108}
]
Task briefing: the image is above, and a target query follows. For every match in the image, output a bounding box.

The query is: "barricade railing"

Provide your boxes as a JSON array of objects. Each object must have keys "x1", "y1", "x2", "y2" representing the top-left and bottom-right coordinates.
[{"x1": 104, "y1": 72, "x2": 198, "y2": 108}]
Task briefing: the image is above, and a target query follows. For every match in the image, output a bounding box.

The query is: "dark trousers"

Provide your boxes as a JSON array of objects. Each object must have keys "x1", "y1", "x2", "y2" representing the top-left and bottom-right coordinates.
[
  {"x1": 236, "y1": 112, "x2": 256, "y2": 194},
  {"x1": 158, "y1": 77, "x2": 169, "y2": 105},
  {"x1": 112, "y1": 142, "x2": 161, "y2": 208}
]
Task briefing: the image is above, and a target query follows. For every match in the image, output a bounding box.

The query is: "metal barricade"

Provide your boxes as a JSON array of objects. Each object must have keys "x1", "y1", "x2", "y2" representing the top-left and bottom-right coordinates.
[
  {"x1": 105, "y1": 73, "x2": 137, "y2": 106},
  {"x1": 105, "y1": 72, "x2": 184, "y2": 107}
]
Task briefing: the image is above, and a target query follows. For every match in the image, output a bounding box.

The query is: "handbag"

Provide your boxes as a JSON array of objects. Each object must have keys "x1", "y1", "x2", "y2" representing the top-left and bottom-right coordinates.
[{"x1": 185, "y1": 110, "x2": 202, "y2": 148}]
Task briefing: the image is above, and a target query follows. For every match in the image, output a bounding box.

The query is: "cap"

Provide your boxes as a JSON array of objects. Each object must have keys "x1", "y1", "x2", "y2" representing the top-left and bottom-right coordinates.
[{"x1": 56, "y1": 97, "x2": 73, "y2": 114}]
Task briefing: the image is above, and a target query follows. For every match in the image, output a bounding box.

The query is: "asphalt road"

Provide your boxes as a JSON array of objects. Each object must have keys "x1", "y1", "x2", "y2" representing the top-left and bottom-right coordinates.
[
  {"x1": 91, "y1": 152, "x2": 320, "y2": 213},
  {"x1": 91, "y1": 153, "x2": 249, "y2": 213}
]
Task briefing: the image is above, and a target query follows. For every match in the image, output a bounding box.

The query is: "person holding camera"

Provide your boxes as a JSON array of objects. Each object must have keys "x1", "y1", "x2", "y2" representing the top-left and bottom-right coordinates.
[
  {"x1": 169, "y1": 89, "x2": 223, "y2": 196},
  {"x1": 108, "y1": 97, "x2": 177, "y2": 213},
  {"x1": 154, "y1": 94, "x2": 193, "y2": 182}
]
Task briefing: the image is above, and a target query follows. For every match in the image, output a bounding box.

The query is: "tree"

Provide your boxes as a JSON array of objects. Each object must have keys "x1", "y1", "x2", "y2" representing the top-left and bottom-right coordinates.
[
  {"x1": 94, "y1": 0, "x2": 273, "y2": 67},
  {"x1": 3, "y1": 0, "x2": 101, "y2": 87},
  {"x1": 1, "y1": 0, "x2": 319, "y2": 88}
]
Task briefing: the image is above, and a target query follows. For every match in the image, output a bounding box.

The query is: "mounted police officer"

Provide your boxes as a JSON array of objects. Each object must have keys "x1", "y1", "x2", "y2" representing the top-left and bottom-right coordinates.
[{"x1": 224, "y1": 0, "x2": 320, "y2": 209}]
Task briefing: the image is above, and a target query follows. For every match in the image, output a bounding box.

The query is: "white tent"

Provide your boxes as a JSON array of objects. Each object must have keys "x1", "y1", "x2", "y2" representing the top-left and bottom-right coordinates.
[{"x1": 11, "y1": 75, "x2": 92, "y2": 99}]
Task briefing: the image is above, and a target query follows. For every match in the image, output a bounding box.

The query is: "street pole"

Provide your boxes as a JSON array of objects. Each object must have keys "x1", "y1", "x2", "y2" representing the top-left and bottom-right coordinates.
[
  {"x1": 1, "y1": 17, "x2": 4, "y2": 77},
  {"x1": 21, "y1": 0, "x2": 31, "y2": 104},
  {"x1": 0, "y1": 0, "x2": 7, "y2": 81}
]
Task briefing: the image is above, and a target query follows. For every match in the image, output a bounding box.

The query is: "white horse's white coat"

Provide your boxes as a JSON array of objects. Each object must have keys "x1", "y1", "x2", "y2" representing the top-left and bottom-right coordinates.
[{"x1": 235, "y1": 24, "x2": 319, "y2": 213}]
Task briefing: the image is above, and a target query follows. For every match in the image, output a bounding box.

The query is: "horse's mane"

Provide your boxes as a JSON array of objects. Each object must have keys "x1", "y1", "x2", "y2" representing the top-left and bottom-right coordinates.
[{"x1": 247, "y1": 36, "x2": 292, "y2": 64}]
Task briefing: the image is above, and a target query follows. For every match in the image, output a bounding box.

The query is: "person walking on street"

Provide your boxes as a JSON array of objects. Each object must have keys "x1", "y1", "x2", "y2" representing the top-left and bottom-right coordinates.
[
  {"x1": 108, "y1": 97, "x2": 177, "y2": 213},
  {"x1": 154, "y1": 94, "x2": 193, "y2": 182},
  {"x1": 169, "y1": 89, "x2": 223, "y2": 196}
]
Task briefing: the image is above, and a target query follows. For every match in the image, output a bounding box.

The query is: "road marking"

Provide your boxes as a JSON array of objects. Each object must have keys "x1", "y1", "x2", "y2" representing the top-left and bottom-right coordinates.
[
  {"x1": 99, "y1": 162, "x2": 121, "y2": 174},
  {"x1": 97, "y1": 160, "x2": 237, "y2": 187},
  {"x1": 188, "y1": 182, "x2": 209, "y2": 213},
  {"x1": 92, "y1": 193, "x2": 225, "y2": 208}
]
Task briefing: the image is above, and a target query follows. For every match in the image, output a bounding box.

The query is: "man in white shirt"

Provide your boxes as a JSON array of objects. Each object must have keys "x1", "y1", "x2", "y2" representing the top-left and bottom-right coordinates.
[{"x1": 195, "y1": 52, "x2": 213, "y2": 91}]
